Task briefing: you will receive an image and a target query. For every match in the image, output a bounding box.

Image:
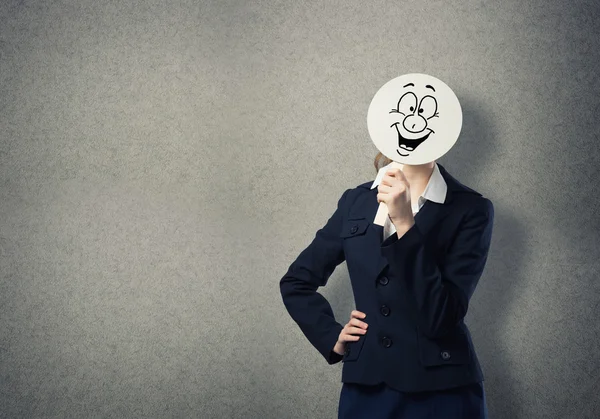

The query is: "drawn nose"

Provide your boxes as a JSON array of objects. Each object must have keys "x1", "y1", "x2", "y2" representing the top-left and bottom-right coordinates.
[{"x1": 403, "y1": 115, "x2": 427, "y2": 133}]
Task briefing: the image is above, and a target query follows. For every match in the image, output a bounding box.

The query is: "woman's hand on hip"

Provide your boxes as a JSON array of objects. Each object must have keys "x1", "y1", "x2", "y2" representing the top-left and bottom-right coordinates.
[{"x1": 333, "y1": 310, "x2": 368, "y2": 355}]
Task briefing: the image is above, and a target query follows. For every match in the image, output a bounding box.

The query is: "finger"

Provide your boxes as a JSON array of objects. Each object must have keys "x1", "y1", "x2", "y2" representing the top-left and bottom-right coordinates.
[
  {"x1": 383, "y1": 173, "x2": 407, "y2": 187},
  {"x1": 341, "y1": 334, "x2": 361, "y2": 342},
  {"x1": 351, "y1": 310, "x2": 366, "y2": 319},
  {"x1": 346, "y1": 326, "x2": 367, "y2": 335},
  {"x1": 349, "y1": 318, "x2": 368, "y2": 328},
  {"x1": 349, "y1": 318, "x2": 368, "y2": 329},
  {"x1": 380, "y1": 178, "x2": 393, "y2": 187},
  {"x1": 378, "y1": 183, "x2": 393, "y2": 192},
  {"x1": 390, "y1": 168, "x2": 404, "y2": 177},
  {"x1": 386, "y1": 169, "x2": 409, "y2": 185},
  {"x1": 381, "y1": 174, "x2": 396, "y2": 185},
  {"x1": 393, "y1": 168, "x2": 408, "y2": 182},
  {"x1": 381, "y1": 181, "x2": 406, "y2": 194},
  {"x1": 342, "y1": 325, "x2": 363, "y2": 335}
]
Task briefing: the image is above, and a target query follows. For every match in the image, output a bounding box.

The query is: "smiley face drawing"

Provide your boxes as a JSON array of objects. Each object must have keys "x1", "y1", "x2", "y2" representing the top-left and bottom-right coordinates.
[{"x1": 367, "y1": 73, "x2": 462, "y2": 165}]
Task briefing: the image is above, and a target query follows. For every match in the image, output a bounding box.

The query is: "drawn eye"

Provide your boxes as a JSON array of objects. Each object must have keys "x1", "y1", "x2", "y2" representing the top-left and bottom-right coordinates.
[
  {"x1": 397, "y1": 92, "x2": 417, "y2": 115},
  {"x1": 418, "y1": 96, "x2": 438, "y2": 119}
]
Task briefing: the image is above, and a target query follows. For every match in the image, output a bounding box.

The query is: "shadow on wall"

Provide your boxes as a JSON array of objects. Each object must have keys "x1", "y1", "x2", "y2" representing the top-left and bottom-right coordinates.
[
  {"x1": 475, "y1": 211, "x2": 527, "y2": 418},
  {"x1": 443, "y1": 95, "x2": 529, "y2": 419}
]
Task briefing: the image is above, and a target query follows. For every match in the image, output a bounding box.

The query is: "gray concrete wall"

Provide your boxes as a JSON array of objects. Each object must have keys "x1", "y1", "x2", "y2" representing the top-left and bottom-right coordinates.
[{"x1": 1, "y1": 0, "x2": 599, "y2": 417}]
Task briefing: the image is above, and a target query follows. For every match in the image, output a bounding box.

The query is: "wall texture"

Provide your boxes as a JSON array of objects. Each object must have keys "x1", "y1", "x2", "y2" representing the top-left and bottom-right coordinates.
[{"x1": 1, "y1": 0, "x2": 599, "y2": 418}]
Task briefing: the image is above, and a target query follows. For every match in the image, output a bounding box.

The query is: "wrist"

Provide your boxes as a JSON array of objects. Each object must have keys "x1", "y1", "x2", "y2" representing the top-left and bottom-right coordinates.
[
  {"x1": 390, "y1": 216, "x2": 414, "y2": 233},
  {"x1": 333, "y1": 341, "x2": 345, "y2": 355}
]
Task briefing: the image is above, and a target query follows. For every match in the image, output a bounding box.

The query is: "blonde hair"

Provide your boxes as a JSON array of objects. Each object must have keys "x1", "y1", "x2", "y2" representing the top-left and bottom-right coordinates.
[{"x1": 373, "y1": 152, "x2": 392, "y2": 173}]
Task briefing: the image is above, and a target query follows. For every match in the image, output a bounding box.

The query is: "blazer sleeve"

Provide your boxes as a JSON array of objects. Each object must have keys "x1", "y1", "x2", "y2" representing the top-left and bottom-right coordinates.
[
  {"x1": 279, "y1": 188, "x2": 351, "y2": 365},
  {"x1": 380, "y1": 197, "x2": 494, "y2": 338}
]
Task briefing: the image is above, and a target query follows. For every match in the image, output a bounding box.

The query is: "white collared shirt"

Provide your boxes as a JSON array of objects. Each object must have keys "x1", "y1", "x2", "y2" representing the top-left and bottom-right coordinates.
[{"x1": 371, "y1": 162, "x2": 448, "y2": 240}]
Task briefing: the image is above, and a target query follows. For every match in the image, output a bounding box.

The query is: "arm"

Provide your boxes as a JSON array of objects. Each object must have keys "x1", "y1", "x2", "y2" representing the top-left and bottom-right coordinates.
[
  {"x1": 381, "y1": 198, "x2": 494, "y2": 338},
  {"x1": 279, "y1": 189, "x2": 351, "y2": 364}
]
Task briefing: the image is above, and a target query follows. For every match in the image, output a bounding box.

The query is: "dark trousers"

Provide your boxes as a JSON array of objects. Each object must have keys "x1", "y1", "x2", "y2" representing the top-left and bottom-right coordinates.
[{"x1": 337, "y1": 381, "x2": 488, "y2": 419}]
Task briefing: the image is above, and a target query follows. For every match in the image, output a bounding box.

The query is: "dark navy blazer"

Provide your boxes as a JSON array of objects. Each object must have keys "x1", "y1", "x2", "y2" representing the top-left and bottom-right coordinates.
[{"x1": 279, "y1": 163, "x2": 494, "y2": 393}]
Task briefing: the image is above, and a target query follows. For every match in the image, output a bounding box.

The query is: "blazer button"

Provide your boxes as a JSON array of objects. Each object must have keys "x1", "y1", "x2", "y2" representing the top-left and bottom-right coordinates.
[
  {"x1": 344, "y1": 346, "x2": 351, "y2": 356},
  {"x1": 380, "y1": 305, "x2": 390, "y2": 316},
  {"x1": 378, "y1": 276, "x2": 389, "y2": 286},
  {"x1": 382, "y1": 336, "x2": 392, "y2": 348},
  {"x1": 441, "y1": 351, "x2": 451, "y2": 360},
  {"x1": 350, "y1": 225, "x2": 358, "y2": 234}
]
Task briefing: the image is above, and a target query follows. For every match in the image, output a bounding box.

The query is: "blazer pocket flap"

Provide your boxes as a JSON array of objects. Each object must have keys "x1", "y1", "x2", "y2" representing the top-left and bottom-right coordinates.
[
  {"x1": 417, "y1": 331, "x2": 471, "y2": 367},
  {"x1": 342, "y1": 332, "x2": 367, "y2": 362},
  {"x1": 340, "y1": 219, "x2": 370, "y2": 239}
]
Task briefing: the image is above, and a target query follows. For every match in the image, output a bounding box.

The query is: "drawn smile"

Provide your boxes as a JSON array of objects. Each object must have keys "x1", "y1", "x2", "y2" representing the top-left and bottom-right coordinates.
[{"x1": 392, "y1": 123, "x2": 433, "y2": 156}]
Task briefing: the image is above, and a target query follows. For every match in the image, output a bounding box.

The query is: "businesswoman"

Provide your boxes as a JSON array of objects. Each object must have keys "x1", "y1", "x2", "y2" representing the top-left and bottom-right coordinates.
[{"x1": 279, "y1": 152, "x2": 494, "y2": 418}]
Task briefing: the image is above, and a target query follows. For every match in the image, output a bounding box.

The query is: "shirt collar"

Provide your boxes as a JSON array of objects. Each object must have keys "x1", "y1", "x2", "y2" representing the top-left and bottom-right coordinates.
[{"x1": 370, "y1": 161, "x2": 448, "y2": 207}]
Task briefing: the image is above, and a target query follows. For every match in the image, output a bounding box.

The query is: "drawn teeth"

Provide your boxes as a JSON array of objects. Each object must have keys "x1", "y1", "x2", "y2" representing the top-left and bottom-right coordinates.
[{"x1": 401, "y1": 145, "x2": 414, "y2": 151}]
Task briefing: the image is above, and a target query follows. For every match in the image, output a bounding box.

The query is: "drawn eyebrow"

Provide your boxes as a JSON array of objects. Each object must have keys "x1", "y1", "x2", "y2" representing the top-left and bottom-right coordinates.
[
  {"x1": 426, "y1": 85, "x2": 435, "y2": 91},
  {"x1": 403, "y1": 83, "x2": 414, "y2": 88}
]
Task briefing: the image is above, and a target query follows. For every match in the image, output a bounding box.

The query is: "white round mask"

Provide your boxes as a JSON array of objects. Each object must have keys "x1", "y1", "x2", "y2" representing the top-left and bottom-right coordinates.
[{"x1": 367, "y1": 73, "x2": 462, "y2": 165}]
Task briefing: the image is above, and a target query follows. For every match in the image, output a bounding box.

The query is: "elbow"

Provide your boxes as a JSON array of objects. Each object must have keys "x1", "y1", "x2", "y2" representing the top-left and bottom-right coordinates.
[
  {"x1": 279, "y1": 275, "x2": 294, "y2": 300},
  {"x1": 279, "y1": 274, "x2": 313, "y2": 304},
  {"x1": 279, "y1": 271, "x2": 298, "y2": 292}
]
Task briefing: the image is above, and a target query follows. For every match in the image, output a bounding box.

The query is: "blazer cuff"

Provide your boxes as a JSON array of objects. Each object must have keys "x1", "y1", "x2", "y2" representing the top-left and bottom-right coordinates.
[
  {"x1": 380, "y1": 222, "x2": 421, "y2": 250},
  {"x1": 322, "y1": 322, "x2": 344, "y2": 365},
  {"x1": 328, "y1": 350, "x2": 344, "y2": 364}
]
